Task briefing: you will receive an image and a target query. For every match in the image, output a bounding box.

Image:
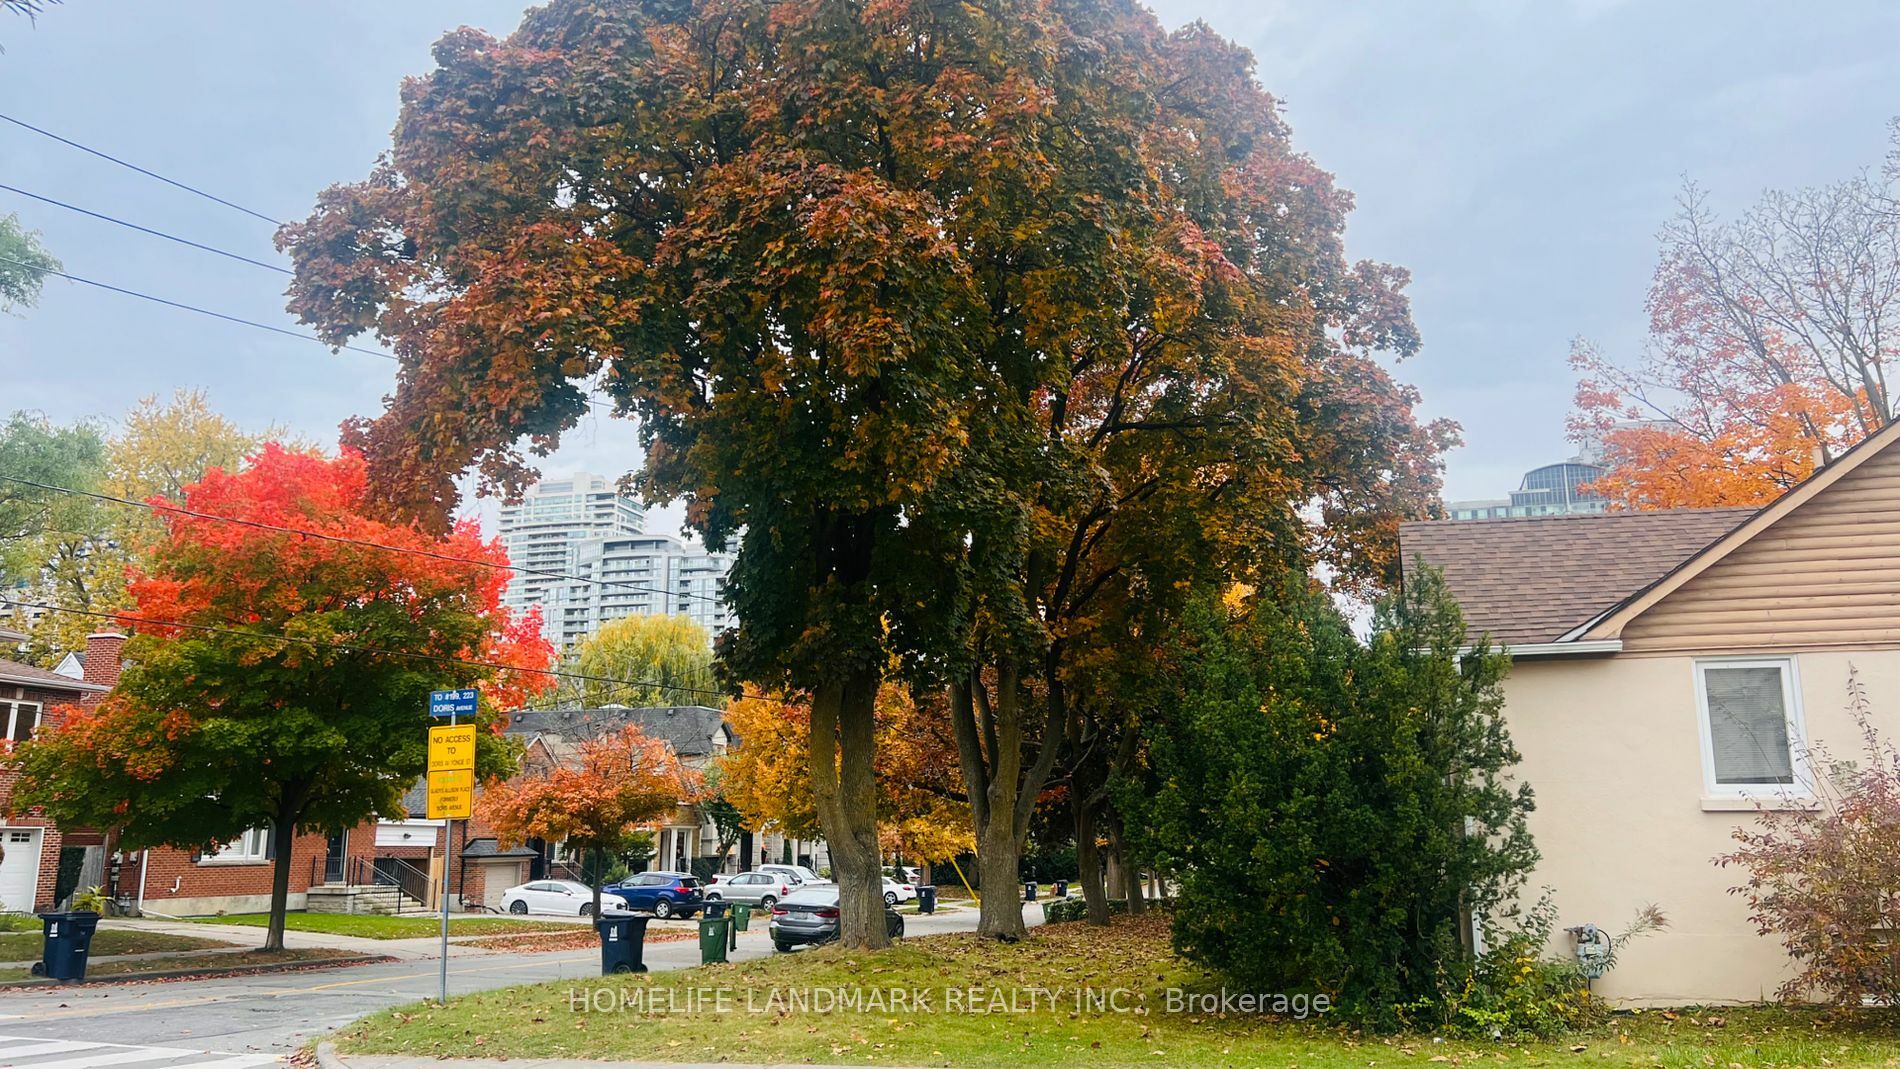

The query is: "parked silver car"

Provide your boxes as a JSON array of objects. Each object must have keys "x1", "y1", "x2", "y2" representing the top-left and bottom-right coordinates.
[{"x1": 705, "y1": 870, "x2": 798, "y2": 910}]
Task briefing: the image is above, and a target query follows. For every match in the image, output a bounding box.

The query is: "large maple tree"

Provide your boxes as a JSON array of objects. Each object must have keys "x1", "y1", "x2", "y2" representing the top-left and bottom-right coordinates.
[
  {"x1": 278, "y1": 0, "x2": 1446, "y2": 944},
  {"x1": 10, "y1": 446, "x2": 553, "y2": 949}
]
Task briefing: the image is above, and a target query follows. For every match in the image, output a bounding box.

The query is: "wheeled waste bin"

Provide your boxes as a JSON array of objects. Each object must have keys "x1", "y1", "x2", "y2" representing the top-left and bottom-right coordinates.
[
  {"x1": 704, "y1": 899, "x2": 730, "y2": 919},
  {"x1": 1023, "y1": 881, "x2": 1037, "y2": 902},
  {"x1": 698, "y1": 915, "x2": 730, "y2": 964},
  {"x1": 596, "y1": 914, "x2": 650, "y2": 974},
  {"x1": 34, "y1": 911, "x2": 101, "y2": 982},
  {"x1": 730, "y1": 903, "x2": 752, "y2": 932},
  {"x1": 1054, "y1": 880, "x2": 1069, "y2": 898},
  {"x1": 917, "y1": 886, "x2": 937, "y2": 914}
]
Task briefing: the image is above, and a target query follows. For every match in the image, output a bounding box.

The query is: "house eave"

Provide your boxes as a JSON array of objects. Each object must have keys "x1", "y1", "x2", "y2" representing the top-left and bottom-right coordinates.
[
  {"x1": 0, "y1": 671, "x2": 108, "y2": 693},
  {"x1": 1499, "y1": 639, "x2": 1623, "y2": 659}
]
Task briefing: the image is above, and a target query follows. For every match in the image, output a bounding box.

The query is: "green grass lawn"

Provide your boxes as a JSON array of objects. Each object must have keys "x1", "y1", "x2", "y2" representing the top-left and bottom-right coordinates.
[
  {"x1": 0, "y1": 915, "x2": 40, "y2": 934},
  {"x1": 0, "y1": 946, "x2": 354, "y2": 983},
  {"x1": 335, "y1": 914, "x2": 1900, "y2": 1069},
  {"x1": 0, "y1": 927, "x2": 234, "y2": 962},
  {"x1": 192, "y1": 912, "x2": 582, "y2": 940}
]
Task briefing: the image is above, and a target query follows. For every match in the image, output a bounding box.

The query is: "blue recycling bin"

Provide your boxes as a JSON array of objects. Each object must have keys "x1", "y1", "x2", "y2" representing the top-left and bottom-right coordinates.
[
  {"x1": 596, "y1": 914, "x2": 650, "y2": 974},
  {"x1": 34, "y1": 911, "x2": 101, "y2": 982}
]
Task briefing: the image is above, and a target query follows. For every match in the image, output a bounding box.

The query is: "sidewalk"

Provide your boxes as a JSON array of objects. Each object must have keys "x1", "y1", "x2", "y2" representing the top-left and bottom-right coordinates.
[{"x1": 107, "y1": 916, "x2": 743, "y2": 961}]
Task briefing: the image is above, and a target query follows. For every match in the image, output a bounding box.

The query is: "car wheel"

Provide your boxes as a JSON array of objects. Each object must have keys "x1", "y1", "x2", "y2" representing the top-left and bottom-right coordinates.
[
  {"x1": 706, "y1": 892, "x2": 723, "y2": 902},
  {"x1": 509, "y1": 900, "x2": 528, "y2": 915},
  {"x1": 759, "y1": 895, "x2": 776, "y2": 910},
  {"x1": 885, "y1": 891, "x2": 898, "y2": 906},
  {"x1": 889, "y1": 914, "x2": 905, "y2": 939},
  {"x1": 579, "y1": 902, "x2": 595, "y2": 917},
  {"x1": 774, "y1": 940, "x2": 794, "y2": 953},
  {"x1": 655, "y1": 898, "x2": 674, "y2": 919}
]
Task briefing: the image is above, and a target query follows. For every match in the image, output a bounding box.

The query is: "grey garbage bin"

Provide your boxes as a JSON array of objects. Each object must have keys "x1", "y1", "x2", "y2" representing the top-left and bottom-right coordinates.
[
  {"x1": 917, "y1": 885, "x2": 937, "y2": 914},
  {"x1": 596, "y1": 914, "x2": 650, "y2": 974},
  {"x1": 34, "y1": 911, "x2": 101, "y2": 982}
]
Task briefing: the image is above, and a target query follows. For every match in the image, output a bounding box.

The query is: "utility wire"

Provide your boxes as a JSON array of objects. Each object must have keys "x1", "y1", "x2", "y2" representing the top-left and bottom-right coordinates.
[
  {"x1": 0, "y1": 110, "x2": 285, "y2": 226},
  {"x1": 0, "y1": 473, "x2": 727, "y2": 607},
  {"x1": 0, "y1": 182, "x2": 291, "y2": 273},
  {"x1": 0, "y1": 253, "x2": 392, "y2": 359},
  {"x1": 0, "y1": 254, "x2": 624, "y2": 416},
  {"x1": 0, "y1": 597, "x2": 770, "y2": 706}
]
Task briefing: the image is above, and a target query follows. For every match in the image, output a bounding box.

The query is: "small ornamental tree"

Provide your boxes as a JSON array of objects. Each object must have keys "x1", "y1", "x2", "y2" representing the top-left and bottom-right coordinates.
[
  {"x1": 1116, "y1": 570, "x2": 1536, "y2": 1026},
  {"x1": 1718, "y1": 671, "x2": 1900, "y2": 1005},
  {"x1": 478, "y1": 723, "x2": 700, "y2": 918},
  {"x1": 10, "y1": 445, "x2": 553, "y2": 950}
]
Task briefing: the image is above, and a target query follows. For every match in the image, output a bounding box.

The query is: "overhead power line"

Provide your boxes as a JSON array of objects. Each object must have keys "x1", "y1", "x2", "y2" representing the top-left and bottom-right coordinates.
[
  {"x1": 0, "y1": 182, "x2": 291, "y2": 274},
  {"x1": 0, "y1": 253, "x2": 393, "y2": 359},
  {"x1": 0, "y1": 597, "x2": 769, "y2": 706},
  {"x1": 0, "y1": 473, "x2": 727, "y2": 607},
  {"x1": 0, "y1": 110, "x2": 285, "y2": 226},
  {"x1": 0, "y1": 254, "x2": 624, "y2": 416}
]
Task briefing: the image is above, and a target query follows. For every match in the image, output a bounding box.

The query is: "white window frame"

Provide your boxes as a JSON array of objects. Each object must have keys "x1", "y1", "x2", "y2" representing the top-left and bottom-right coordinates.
[
  {"x1": 204, "y1": 827, "x2": 272, "y2": 864},
  {"x1": 1693, "y1": 656, "x2": 1811, "y2": 799},
  {"x1": 2, "y1": 700, "x2": 41, "y2": 745}
]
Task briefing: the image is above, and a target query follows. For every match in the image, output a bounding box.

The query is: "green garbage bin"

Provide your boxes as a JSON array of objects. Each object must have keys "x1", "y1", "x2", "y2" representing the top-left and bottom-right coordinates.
[
  {"x1": 730, "y1": 903, "x2": 752, "y2": 932},
  {"x1": 698, "y1": 915, "x2": 730, "y2": 964}
]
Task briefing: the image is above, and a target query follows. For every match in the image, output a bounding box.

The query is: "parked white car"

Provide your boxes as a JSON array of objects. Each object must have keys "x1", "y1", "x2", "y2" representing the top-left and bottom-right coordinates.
[
  {"x1": 500, "y1": 879, "x2": 625, "y2": 916},
  {"x1": 881, "y1": 875, "x2": 917, "y2": 905},
  {"x1": 758, "y1": 863, "x2": 824, "y2": 886}
]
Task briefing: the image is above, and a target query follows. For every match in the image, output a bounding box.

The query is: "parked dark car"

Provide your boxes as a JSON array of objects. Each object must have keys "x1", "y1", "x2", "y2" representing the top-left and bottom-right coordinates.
[
  {"x1": 767, "y1": 885, "x2": 904, "y2": 952},
  {"x1": 612, "y1": 870, "x2": 705, "y2": 918}
]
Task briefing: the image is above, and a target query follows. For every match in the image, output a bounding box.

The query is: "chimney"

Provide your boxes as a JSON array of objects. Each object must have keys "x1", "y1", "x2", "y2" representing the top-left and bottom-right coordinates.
[{"x1": 82, "y1": 630, "x2": 128, "y2": 698}]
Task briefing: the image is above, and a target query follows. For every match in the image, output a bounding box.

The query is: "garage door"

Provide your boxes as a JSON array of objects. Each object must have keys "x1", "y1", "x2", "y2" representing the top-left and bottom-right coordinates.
[{"x1": 0, "y1": 828, "x2": 41, "y2": 913}]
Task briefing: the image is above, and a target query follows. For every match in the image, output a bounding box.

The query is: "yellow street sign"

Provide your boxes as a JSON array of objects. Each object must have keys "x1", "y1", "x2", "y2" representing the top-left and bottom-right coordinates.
[
  {"x1": 427, "y1": 768, "x2": 473, "y2": 819},
  {"x1": 428, "y1": 724, "x2": 476, "y2": 773}
]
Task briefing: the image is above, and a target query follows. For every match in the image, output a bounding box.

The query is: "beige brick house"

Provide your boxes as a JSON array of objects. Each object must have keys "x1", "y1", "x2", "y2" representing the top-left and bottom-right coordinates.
[{"x1": 1402, "y1": 418, "x2": 1900, "y2": 1005}]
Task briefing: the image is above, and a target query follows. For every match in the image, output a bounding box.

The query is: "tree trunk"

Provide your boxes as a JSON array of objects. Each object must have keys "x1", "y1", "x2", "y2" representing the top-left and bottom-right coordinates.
[
  {"x1": 1073, "y1": 791, "x2": 1109, "y2": 925},
  {"x1": 1106, "y1": 821, "x2": 1144, "y2": 916},
  {"x1": 264, "y1": 818, "x2": 294, "y2": 952},
  {"x1": 809, "y1": 671, "x2": 886, "y2": 948},
  {"x1": 949, "y1": 662, "x2": 1057, "y2": 942}
]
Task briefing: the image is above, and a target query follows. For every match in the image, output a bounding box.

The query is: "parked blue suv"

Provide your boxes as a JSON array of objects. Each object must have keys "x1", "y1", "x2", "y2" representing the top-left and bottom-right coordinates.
[{"x1": 611, "y1": 870, "x2": 705, "y2": 918}]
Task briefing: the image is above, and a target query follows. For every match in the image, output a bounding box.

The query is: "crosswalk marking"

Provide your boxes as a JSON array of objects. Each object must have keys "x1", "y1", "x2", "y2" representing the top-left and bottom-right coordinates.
[
  {"x1": 0, "y1": 1043, "x2": 96, "y2": 1061},
  {"x1": 0, "y1": 1036, "x2": 278, "y2": 1069}
]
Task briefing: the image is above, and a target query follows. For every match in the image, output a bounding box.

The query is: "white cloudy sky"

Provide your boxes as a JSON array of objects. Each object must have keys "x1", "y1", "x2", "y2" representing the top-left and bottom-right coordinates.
[{"x1": 4, "y1": 1, "x2": 1898, "y2": 535}]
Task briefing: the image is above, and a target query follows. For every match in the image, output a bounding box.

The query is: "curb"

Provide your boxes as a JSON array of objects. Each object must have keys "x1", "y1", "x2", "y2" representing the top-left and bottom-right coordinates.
[
  {"x1": 314, "y1": 1042, "x2": 347, "y2": 1069},
  {"x1": 0, "y1": 953, "x2": 396, "y2": 989}
]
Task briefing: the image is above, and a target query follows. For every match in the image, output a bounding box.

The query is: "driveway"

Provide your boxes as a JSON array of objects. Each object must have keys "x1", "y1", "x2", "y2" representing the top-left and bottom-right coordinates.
[{"x1": 0, "y1": 902, "x2": 1036, "y2": 1060}]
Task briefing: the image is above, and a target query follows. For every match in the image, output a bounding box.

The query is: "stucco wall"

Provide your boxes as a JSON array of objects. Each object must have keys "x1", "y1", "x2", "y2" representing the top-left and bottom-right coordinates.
[{"x1": 1504, "y1": 648, "x2": 1900, "y2": 1004}]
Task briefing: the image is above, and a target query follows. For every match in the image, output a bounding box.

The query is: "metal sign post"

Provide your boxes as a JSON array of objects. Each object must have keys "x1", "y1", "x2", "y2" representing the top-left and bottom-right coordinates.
[{"x1": 427, "y1": 690, "x2": 478, "y2": 1004}]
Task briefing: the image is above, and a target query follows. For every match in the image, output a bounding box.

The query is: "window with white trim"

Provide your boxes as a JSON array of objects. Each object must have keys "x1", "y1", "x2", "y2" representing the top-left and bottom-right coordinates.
[
  {"x1": 1695, "y1": 658, "x2": 1804, "y2": 795},
  {"x1": 1, "y1": 700, "x2": 41, "y2": 744},
  {"x1": 206, "y1": 827, "x2": 272, "y2": 863}
]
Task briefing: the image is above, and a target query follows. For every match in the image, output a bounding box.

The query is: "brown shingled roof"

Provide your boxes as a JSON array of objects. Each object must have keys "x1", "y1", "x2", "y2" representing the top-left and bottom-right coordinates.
[
  {"x1": 0, "y1": 656, "x2": 107, "y2": 693},
  {"x1": 1398, "y1": 508, "x2": 1755, "y2": 646}
]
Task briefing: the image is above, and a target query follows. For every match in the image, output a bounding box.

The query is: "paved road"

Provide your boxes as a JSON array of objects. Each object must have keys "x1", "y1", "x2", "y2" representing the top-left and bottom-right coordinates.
[{"x1": 0, "y1": 905, "x2": 1027, "y2": 1063}]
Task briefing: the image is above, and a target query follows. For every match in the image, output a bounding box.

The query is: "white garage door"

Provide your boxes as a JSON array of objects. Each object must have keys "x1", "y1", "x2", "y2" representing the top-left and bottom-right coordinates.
[{"x1": 0, "y1": 828, "x2": 41, "y2": 914}]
